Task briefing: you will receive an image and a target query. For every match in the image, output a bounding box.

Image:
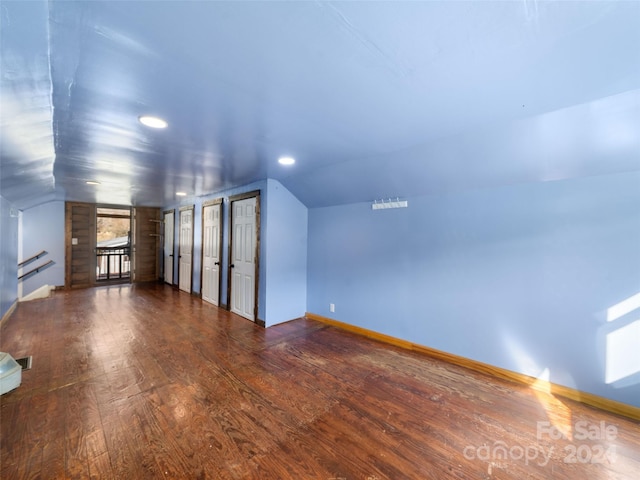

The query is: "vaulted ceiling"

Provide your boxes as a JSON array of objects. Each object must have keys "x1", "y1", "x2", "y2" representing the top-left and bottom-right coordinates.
[{"x1": 1, "y1": 1, "x2": 639, "y2": 210}]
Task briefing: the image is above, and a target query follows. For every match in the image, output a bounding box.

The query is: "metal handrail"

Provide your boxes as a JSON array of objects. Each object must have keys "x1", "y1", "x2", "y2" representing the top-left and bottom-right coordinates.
[
  {"x1": 18, "y1": 260, "x2": 54, "y2": 281},
  {"x1": 96, "y1": 246, "x2": 131, "y2": 253},
  {"x1": 96, "y1": 245, "x2": 131, "y2": 281},
  {"x1": 18, "y1": 250, "x2": 47, "y2": 268}
]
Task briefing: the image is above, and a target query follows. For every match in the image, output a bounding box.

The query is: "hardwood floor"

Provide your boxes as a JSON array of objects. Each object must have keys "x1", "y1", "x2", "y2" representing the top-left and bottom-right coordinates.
[{"x1": 1, "y1": 283, "x2": 639, "y2": 479}]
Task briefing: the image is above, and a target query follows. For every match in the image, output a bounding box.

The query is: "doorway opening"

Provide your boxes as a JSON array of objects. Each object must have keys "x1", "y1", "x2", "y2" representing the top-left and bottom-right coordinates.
[{"x1": 96, "y1": 207, "x2": 131, "y2": 283}]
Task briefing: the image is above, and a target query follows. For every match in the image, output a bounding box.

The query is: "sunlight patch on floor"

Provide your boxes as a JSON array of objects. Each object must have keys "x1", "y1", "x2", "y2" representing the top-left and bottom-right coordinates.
[{"x1": 532, "y1": 368, "x2": 573, "y2": 441}]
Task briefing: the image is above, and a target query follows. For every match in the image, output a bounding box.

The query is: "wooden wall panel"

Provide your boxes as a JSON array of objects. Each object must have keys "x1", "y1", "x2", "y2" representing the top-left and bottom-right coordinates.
[
  {"x1": 65, "y1": 202, "x2": 96, "y2": 288},
  {"x1": 133, "y1": 207, "x2": 161, "y2": 282}
]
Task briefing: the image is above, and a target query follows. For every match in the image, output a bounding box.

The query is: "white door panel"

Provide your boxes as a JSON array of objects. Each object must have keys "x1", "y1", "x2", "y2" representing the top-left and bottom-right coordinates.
[
  {"x1": 179, "y1": 208, "x2": 193, "y2": 293},
  {"x1": 163, "y1": 211, "x2": 174, "y2": 284},
  {"x1": 230, "y1": 197, "x2": 257, "y2": 321},
  {"x1": 202, "y1": 203, "x2": 221, "y2": 306}
]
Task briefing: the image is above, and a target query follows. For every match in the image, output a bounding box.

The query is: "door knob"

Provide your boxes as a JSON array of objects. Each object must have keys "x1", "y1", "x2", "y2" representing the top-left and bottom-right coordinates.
[
  {"x1": 214, "y1": 262, "x2": 220, "y2": 265},
  {"x1": 230, "y1": 264, "x2": 235, "y2": 268}
]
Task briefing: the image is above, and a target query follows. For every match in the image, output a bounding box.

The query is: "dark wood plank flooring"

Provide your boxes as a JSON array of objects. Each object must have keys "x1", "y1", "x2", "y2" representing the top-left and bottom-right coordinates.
[{"x1": 1, "y1": 283, "x2": 639, "y2": 479}]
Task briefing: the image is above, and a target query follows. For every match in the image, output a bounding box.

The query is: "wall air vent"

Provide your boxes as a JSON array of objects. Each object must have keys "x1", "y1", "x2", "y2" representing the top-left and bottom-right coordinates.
[{"x1": 372, "y1": 198, "x2": 408, "y2": 210}]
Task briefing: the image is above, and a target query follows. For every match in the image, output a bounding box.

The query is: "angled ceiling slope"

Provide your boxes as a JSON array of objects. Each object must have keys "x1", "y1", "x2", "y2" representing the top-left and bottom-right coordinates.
[
  {"x1": 1, "y1": 1, "x2": 639, "y2": 210},
  {"x1": 0, "y1": 0, "x2": 57, "y2": 210}
]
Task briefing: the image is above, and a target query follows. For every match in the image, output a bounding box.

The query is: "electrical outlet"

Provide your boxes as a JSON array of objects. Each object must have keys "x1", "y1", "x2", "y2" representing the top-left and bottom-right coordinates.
[{"x1": 330, "y1": 303, "x2": 335, "y2": 313}]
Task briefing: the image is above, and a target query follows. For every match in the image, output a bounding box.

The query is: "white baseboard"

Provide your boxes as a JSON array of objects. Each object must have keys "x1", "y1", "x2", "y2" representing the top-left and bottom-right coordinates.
[{"x1": 19, "y1": 285, "x2": 54, "y2": 302}]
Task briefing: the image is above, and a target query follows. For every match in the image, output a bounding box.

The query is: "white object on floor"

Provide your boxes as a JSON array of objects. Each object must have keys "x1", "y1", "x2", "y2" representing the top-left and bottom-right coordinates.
[{"x1": 0, "y1": 352, "x2": 22, "y2": 395}]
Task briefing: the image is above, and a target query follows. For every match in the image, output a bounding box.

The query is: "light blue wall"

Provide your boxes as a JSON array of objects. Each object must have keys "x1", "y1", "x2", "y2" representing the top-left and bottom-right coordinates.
[
  {"x1": 0, "y1": 195, "x2": 19, "y2": 319},
  {"x1": 19, "y1": 201, "x2": 65, "y2": 296},
  {"x1": 264, "y1": 179, "x2": 307, "y2": 326},
  {"x1": 307, "y1": 172, "x2": 640, "y2": 407}
]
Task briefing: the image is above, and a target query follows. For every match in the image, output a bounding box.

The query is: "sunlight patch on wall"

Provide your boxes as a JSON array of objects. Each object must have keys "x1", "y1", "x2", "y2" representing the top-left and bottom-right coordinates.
[
  {"x1": 605, "y1": 320, "x2": 640, "y2": 384},
  {"x1": 501, "y1": 332, "x2": 542, "y2": 376},
  {"x1": 607, "y1": 292, "x2": 640, "y2": 322}
]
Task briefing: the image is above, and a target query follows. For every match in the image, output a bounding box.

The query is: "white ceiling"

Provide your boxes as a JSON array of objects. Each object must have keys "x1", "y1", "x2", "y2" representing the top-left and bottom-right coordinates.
[{"x1": 1, "y1": 0, "x2": 639, "y2": 210}]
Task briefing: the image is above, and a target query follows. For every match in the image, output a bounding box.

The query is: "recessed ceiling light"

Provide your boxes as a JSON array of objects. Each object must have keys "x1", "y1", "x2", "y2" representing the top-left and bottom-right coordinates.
[
  {"x1": 176, "y1": 192, "x2": 187, "y2": 196},
  {"x1": 278, "y1": 156, "x2": 295, "y2": 166},
  {"x1": 138, "y1": 115, "x2": 168, "y2": 129},
  {"x1": 86, "y1": 180, "x2": 101, "y2": 185}
]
